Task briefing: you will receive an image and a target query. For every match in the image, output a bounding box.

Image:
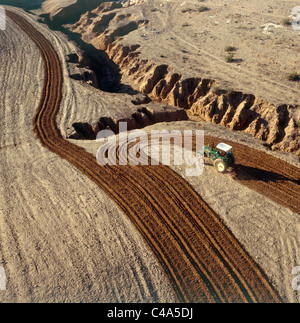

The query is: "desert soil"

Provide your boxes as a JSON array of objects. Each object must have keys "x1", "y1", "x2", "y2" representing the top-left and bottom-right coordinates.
[
  {"x1": 81, "y1": 120, "x2": 300, "y2": 303},
  {"x1": 0, "y1": 7, "x2": 175, "y2": 302},
  {"x1": 120, "y1": 0, "x2": 300, "y2": 106},
  {"x1": 0, "y1": 2, "x2": 299, "y2": 303},
  {"x1": 4, "y1": 9, "x2": 284, "y2": 303},
  {"x1": 67, "y1": 0, "x2": 300, "y2": 155}
]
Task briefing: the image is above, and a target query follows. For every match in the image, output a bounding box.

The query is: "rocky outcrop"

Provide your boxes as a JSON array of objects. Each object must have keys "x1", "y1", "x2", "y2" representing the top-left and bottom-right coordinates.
[
  {"x1": 70, "y1": 103, "x2": 188, "y2": 139},
  {"x1": 42, "y1": 0, "x2": 107, "y2": 24},
  {"x1": 67, "y1": 2, "x2": 300, "y2": 155},
  {"x1": 66, "y1": 52, "x2": 99, "y2": 87},
  {"x1": 70, "y1": 2, "x2": 148, "y2": 49},
  {"x1": 106, "y1": 40, "x2": 300, "y2": 155}
]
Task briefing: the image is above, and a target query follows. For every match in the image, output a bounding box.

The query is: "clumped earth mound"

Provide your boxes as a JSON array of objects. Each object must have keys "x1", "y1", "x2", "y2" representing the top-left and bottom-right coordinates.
[
  {"x1": 70, "y1": 102, "x2": 188, "y2": 139},
  {"x1": 70, "y1": 1, "x2": 148, "y2": 48},
  {"x1": 66, "y1": 51, "x2": 99, "y2": 87},
  {"x1": 67, "y1": 2, "x2": 300, "y2": 155}
]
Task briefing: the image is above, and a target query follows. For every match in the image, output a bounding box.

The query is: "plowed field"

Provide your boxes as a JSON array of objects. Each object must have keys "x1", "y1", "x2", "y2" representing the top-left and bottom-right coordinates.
[
  {"x1": 203, "y1": 137, "x2": 300, "y2": 214},
  {"x1": 6, "y1": 11, "x2": 287, "y2": 303}
]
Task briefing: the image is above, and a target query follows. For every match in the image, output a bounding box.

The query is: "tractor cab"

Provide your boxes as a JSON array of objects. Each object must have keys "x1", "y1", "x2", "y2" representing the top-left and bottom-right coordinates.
[{"x1": 215, "y1": 143, "x2": 232, "y2": 156}]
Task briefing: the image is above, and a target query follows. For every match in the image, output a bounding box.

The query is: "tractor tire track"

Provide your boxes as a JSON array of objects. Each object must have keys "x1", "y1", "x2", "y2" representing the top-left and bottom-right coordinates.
[
  {"x1": 6, "y1": 11, "x2": 283, "y2": 303},
  {"x1": 202, "y1": 137, "x2": 300, "y2": 214}
]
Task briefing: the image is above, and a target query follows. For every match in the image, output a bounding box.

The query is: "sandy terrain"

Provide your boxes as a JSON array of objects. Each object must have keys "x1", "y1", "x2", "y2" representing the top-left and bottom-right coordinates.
[
  {"x1": 102, "y1": 0, "x2": 300, "y2": 106},
  {"x1": 0, "y1": 1, "x2": 299, "y2": 303},
  {"x1": 78, "y1": 120, "x2": 300, "y2": 302},
  {"x1": 146, "y1": 122, "x2": 300, "y2": 303},
  {"x1": 4, "y1": 10, "x2": 284, "y2": 303},
  {"x1": 0, "y1": 7, "x2": 175, "y2": 302},
  {"x1": 67, "y1": 0, "x2": 300, "y2": 155}
]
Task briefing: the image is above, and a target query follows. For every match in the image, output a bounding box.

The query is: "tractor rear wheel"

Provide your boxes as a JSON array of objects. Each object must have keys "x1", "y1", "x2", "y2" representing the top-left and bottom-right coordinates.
[{"x1": 214, "y1": 159, "x2": 228, "y2": 173}]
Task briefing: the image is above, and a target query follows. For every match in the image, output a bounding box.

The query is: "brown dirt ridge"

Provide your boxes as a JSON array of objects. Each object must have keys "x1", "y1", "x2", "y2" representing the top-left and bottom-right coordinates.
[{"x1": 6, "y1": 10, "x2": 284, "y2": 303}]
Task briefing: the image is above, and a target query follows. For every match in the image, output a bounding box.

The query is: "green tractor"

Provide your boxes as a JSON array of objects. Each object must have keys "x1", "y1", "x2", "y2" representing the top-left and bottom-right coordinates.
[{"x1": 197, "y1": 142, "x2": 235, "y2": 173}]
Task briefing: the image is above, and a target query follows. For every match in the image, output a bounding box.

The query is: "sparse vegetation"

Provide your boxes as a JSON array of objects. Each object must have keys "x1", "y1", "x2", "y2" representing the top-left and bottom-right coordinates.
[
  {"x1": 281, "y1": 17, "x2": 292, "y2": 26},
  {"x1": 225, "y1": 54, "x2": 235, "y2": 63},
  {"x1": 225, "y1": 88, "x2": 235, "y2": 95},
  {"x1": 181, "y1": 8, "x2": 194, "y2": 13},
  {"x1": 181, "y1": 5, "x2": 210, "y2": 13},
  {"x1": 211, "y1": 85, "x2": 222, "y2": 95},
  {"x1": 198, "y1": 6, "x2": 210, "y2": 12},
  {"x1": 285, "y1": 72, "x2": 300, "y2": 81},
  {"x1": 224, "y1": 45, "x2": 236, "y2": 52}
]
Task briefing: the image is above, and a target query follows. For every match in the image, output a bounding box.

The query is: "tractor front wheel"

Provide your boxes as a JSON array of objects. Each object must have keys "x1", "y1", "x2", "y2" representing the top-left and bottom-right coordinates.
[{"x1": 214, "y1": 159, "x2": 228, "y2": 173}]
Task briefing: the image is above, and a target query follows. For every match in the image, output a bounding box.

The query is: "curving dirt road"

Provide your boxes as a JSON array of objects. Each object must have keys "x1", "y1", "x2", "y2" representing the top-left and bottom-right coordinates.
[{"x1": 6, "y1": 11, "x2": 284, "y2": 303}]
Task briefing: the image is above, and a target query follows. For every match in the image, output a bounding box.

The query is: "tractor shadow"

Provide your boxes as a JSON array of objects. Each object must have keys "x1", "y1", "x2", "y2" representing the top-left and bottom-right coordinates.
[{"x1": 232, "y1": 164, "x2": 300, "y2": 185}]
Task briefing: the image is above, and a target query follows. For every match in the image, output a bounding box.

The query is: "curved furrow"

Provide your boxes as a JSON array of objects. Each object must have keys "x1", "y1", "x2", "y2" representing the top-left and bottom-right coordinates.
[
  {"x1": 6, "y1": 11, "x2": 283, "y2": 303},
  {"x1": 100, "y1": 136, "x2": 276, "y2": 302}
]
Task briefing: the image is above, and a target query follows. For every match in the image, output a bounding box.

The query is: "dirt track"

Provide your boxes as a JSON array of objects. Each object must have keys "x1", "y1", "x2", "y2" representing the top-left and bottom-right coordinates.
[{"x1": 6, "y1": 11, "x2": 286, "y2": 303}]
